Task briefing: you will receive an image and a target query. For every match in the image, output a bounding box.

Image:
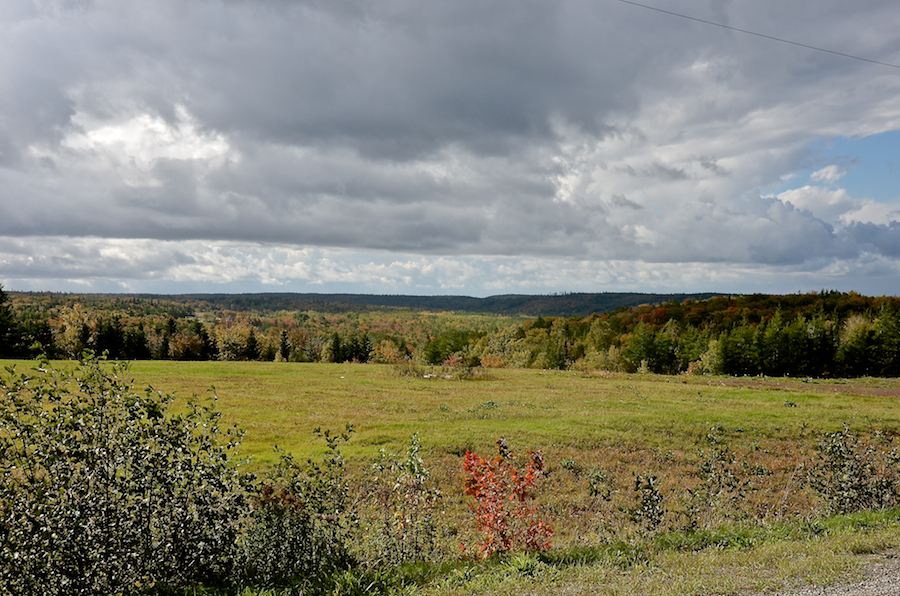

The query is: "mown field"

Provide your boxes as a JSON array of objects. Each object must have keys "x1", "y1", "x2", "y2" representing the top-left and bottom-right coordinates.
[{"x1": 5, "y1": 358, "x2": 900, "y2": 595}]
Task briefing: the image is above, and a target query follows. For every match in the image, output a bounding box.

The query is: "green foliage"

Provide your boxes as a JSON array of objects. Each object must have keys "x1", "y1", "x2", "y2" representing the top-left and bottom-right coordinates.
[
  {"x1": 587, "y1": 467, "x2": 613, "y2": 501},
  {"x1": 809, "y1": 427, "x2": 900, "y2": 515},
  {"x1": 682, "y1": 430, "x2": 751, "y2": 528},
  {"x1": 3, "y1": 354, "x2": 900, "y2": 594},
  {"x1": 0, "y1": 354, "x2": 250, "y2": 595},
  {"x1": 629, "y1": 474, "x2": 666, "y2": 531},
  {"x1": 0, "y1": 284, "x2": 23, "y2": 358},
  {"x1": 6, "y1": 290, "x2": 900, "y2": 378},
  {"x1": 329, "y1": 332, "x2": 372, "y2": 363},
  {"x1": 362, "y1": 433, "x2": 442, "y2": 566},
  {"x1": 239, "y1": 426, "x2": 356, "y2": 591},
  {"x1": 423, "y1": 329, "x2": 474, "y2": 366}
]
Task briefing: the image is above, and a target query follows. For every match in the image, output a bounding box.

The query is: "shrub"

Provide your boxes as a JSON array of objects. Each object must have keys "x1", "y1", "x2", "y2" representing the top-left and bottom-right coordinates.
[
  {"x1": 629, "y1": 474, "x2": 666, "y2": 531},
  {"x1": 810, "y1": 426, "x2": 900, "y2": 515},
  {"x1": 238, "y1": 426, "x2": 356, "y2": 591},
  {"x1": 461, "y1": 438, "x2": 553, "y2": 558},
  {"x1": 363, "y1": 433, "x2": 442, "y2": 566},
  {"x1": 559, "y1": 458, "x2": 583, "y2": 476},
  {"x1": 684, "y1": 430, "x2": 751, "y2": 527},
  {"x1": 0, "y1": 354, "x2": 250, "y2": 595},
  {"x1": 587, "y1": 467, "x2": 613, "y2": 501},
  {"x1": 391, "y1": 359, "x2": 425, "y2": 378}
]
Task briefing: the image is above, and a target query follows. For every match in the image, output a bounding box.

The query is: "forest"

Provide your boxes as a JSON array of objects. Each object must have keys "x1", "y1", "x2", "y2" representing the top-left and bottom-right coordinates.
[{"x1": 1, "y1": 286, "x2": 899, "y2": 378}]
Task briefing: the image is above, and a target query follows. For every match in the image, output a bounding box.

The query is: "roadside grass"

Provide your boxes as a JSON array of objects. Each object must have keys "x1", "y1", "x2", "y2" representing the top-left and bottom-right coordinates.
[
  {"x1": 4, "y1": 358, "x2": 900, "y2": 595},
  {"x1": 228, "y1": 512, "x2": 900, "y2": 596}
]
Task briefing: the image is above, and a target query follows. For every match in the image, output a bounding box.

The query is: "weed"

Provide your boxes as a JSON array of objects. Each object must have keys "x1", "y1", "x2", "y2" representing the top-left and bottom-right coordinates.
[
  {"x1": 363, "y1": 433, "x2": 442, "y2": 566},
  {"x1": 327, "y1": 568, "x2": 394, "y2": 596},
  {"x1": 629, "y1": 474, "x2": 666, "y2": 531}
]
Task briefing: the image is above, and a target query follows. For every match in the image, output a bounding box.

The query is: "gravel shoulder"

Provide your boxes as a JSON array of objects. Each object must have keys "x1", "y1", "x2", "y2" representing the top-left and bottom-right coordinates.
[{"x1": 750, "y1": 550, "x2": 900, "y2": 596}]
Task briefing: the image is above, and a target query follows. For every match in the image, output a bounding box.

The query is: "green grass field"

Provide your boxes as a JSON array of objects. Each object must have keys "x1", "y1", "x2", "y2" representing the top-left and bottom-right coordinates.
[
  {"x1": 6, "y1": 359, "x2": 900, "y2": 595},
  {"x1": 118, "y1": 360, "x2": 900, "y2": 460}
]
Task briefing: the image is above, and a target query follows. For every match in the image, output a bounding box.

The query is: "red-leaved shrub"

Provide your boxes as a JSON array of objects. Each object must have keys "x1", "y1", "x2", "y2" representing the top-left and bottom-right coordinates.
[{"x1": 461, "y1": 438, "x2": 553, "y2": 558}]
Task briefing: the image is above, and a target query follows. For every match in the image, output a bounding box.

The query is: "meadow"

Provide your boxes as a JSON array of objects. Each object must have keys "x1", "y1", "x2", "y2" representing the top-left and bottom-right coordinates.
[
  {"x1": 125, "y1": 359, "x2": 900, "y2": 463},
  {"x1": 4, "y1": 358, "x2": 900, "y2": 595},
  {"x1": 126, "y1": 362, "x2": 900, "y2": 594}
]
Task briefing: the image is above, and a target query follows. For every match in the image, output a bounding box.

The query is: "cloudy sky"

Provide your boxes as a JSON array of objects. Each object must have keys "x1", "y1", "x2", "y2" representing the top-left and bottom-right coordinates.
[{"x1": 2, "y1": 0, "x2": 900, "y2": 297}]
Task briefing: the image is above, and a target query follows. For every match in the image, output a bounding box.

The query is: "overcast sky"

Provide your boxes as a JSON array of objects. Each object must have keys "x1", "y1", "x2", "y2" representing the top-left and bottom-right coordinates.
[{"x1": 2, "y1": 0, "x2": 900, "y2": 297}]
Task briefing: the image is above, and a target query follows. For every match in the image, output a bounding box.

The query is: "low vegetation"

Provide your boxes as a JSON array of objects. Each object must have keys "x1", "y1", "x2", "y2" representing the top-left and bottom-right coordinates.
[{"x1": 2, "y1": 354, "x2": 900, "y2": 595}]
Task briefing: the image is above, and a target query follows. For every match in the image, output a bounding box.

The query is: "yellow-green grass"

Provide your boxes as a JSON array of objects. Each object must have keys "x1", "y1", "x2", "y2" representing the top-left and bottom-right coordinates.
[
  {"x1": 49, "y1": 360, "x2": 897, "y2": 463},
  {"x1": 5, "y1": 359, "x2": 900, "y2": 595}
]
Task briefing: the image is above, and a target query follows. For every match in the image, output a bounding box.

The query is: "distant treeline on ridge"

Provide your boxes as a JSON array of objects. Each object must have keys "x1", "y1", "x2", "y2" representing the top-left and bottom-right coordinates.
[{"x1": 126, "y1": 291, "x2": 724, "y2": 316}]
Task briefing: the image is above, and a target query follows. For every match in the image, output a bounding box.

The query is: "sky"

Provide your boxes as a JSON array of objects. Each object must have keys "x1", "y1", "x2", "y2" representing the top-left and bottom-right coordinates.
[{"x1": 2, "y1": 0, "x2": 900, "y2": 297}]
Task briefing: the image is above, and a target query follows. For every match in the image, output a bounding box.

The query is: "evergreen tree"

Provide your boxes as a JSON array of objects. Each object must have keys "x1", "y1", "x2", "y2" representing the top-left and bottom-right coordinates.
[
  {"x1": 805, "y1": 310, "x2": 838, "y2": 377},
  {"x1": 94, "y1": 316, "x2": 126, "y2": 359},
  {"x1": 330, "y1": 332, "x2": 344, "y2": 363},
  {"x1": 719, "y1": 320, "x2": 760, "y2": 376},
  {"x1": 124, "y1": 326, "x2": 151, "y2": 360},
  {"x1": 278, "y1": 329, "x2": 291, "y2": 361},
  {"x1": 837, "y1": 314, "x2": 875, "y2": 377},
  {"x1": 245, "y1": 329, "x2": 260, "y2": 361},
  {"x1": 653, "y1": 319, "x2": 681, "y2": 374},
  {"x1": 0, "y1": 285, "x2": 22, "y2": 357},
  {"x1": 871, "y1": 307, "x2": 900, "y2": 376}
]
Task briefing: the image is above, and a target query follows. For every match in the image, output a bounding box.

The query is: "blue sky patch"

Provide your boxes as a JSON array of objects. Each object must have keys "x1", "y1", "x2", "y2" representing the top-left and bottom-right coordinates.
[{"x1": 771, "y1": 131, "x2": 900, "y2": 202}]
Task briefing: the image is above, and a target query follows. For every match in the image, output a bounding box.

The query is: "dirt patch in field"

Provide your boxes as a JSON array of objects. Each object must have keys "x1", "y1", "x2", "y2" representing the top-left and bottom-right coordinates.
[{"x1": 717, "y1": 378, "x2": 900, "y2": 399}]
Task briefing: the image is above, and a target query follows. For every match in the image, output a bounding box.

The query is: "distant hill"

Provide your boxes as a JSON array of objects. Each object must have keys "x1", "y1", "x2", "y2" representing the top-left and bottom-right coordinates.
[{"x1": 164, "y1": 292, "x2": 724, "y2": 316}]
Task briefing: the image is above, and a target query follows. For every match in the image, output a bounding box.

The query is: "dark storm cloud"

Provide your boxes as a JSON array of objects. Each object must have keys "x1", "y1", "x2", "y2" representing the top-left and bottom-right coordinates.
[
  {"x1": 2, "y1": 0, "x2": 900, "y2": 293},
  {"x1": 847, "y1": 221, "x2": 900, "y2": 257}
]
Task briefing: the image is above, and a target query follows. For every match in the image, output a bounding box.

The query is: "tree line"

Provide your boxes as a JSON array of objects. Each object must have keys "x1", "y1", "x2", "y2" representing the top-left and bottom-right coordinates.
[
  {"x1": 469, "y1": 292, "x2": 900, "y2": 377},
  {"x1": 2, "y1": 286, "x2": 899, "y2": 377}
]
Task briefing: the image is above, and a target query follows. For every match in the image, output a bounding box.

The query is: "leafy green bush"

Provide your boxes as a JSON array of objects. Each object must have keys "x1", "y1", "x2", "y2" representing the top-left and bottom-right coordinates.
[
  {"x1": 587, "y1": 467, "x2": 613, "y2": 501},
  {"x1": 687, "y1": 431, "x2": 750, "y2": 525},
  {"x1": 629, "y1": 474, "x2": 666, "y2": 531},
  {"x1": 0, "y1": 354, "x2": 250, "y2": 596},
  {"x1": 238, "y1": 426, "x2": 356, "y2": 591},
  {"x1": 810, "y1": 427, "x2": 900, "y2": 514}
]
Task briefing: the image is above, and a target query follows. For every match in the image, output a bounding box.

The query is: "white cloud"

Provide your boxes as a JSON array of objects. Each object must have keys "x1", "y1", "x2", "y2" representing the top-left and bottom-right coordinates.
[
  {"x1": 840, "y1": 200, "x2": 900, "y2": 226},
  {"x1": 64, "y1": 106, "x2": 231, "y2": 168},
  {"x1": 2, "y1": 236, "x2": 900, "y2": 297},
  {"x1": 776, "y1": 185, "x2": 855, "y2": 222},
  {"x1": 810, "y1": 164, "x2": 846, "y2": 183},
  {"x1": 776, "y1": 184, "x2": 900, "y2": 229}
]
